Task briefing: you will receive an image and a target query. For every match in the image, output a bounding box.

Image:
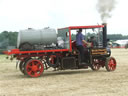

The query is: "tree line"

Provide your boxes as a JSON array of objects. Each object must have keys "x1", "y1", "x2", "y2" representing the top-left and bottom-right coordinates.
[
  {"x1": 0, "y1": 31, "x2": 18, "y2": 49},
  {"x1": 107, "y1": 34, "x2": 128, "y2": 41}
]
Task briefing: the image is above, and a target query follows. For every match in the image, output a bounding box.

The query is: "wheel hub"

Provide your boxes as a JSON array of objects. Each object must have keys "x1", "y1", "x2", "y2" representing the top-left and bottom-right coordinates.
[{"x1": 32, "y1": 65, "x2": 38, "y2": 72}]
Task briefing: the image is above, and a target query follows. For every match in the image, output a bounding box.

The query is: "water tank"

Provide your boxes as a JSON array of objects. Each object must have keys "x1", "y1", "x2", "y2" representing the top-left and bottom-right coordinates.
[{"x1": 17, "y1": 28, "x2": 57, "y2": 48}]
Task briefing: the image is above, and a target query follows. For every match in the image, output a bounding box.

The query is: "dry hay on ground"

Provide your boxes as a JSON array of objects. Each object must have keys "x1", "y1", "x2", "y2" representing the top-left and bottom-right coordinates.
[{"x1": 0, "y1": 49, "x2": 128, "y2": 96}]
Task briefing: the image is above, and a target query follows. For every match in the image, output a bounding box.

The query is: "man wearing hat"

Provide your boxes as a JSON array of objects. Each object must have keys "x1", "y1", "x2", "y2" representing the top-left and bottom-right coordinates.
[{"x1": 76, "y1": 29, "x2": 88, "y2": 64}]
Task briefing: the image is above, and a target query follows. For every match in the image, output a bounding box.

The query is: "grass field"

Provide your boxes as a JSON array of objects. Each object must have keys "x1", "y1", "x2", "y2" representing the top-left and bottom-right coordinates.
[{"x1": 0, "y1": 49, "x2": 128, "y2": 96}]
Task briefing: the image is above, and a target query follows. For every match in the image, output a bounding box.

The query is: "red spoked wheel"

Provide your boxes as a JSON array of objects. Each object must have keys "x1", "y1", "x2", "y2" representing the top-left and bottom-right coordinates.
[
  {"x1": 105, "y1": 57, "x2": 116, "y2": 71},
  {"x1": 24, "y1": 59, "x2": 44, "y2": 77},
  {"x1": 91, "y1": 59, "x2": 100, "y2": 71},
  {"x1": 46, "y1": 54, "x2": 59, "y2": 68}
]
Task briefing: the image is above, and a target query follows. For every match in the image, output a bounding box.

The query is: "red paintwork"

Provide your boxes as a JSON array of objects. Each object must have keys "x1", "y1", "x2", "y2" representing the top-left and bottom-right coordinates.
[
  {"x1": 4, "y1": 49, "x2": 69, "y2": 55},
  {"x1": 58, "y1": 25, "x2": 104, "y2": 30},
  {"x1": 69, "y1": 25, "x2": 104, "y2": 29},
  {"x1": 69, "y1": 28, "x2": 72, "y2": 52}
]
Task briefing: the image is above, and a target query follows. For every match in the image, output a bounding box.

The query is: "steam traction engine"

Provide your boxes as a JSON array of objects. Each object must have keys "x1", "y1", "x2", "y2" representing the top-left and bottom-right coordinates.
[{"x1": 4, "y1": 24, "x2": 117, "y2": 77}]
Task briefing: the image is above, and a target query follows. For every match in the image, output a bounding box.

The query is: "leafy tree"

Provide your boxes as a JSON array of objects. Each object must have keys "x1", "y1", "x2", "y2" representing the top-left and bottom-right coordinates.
[{"x1": 0, "y1": 31, "x2": 18, "y2": 48}]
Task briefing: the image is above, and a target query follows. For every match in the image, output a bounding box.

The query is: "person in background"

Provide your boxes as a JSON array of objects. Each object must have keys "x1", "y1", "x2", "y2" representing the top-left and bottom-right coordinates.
[
  {"x1": 90, "y1": 36, "x2": 98, "y2": 47},
  {"x1": 76, "y1": 29, "x2": 88, "y2": 64}
]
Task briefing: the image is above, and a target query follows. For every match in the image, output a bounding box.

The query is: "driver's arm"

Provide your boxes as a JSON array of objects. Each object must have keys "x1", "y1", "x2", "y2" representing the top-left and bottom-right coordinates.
[
  {"x1": 83, "y1": 40, "x2": 92, "y2": 47},
  {"x1": 82, "y1": 40, "x2": 88, "y2": 45}
]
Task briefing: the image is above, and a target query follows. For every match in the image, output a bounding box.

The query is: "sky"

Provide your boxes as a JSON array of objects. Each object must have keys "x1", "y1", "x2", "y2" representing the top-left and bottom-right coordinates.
[{"x1": 0, "y1": 0, "x2": 127, "y2": 35}]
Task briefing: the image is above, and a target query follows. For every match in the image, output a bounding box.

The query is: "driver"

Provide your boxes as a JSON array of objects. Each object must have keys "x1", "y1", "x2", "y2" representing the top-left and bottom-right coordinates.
[{"x1": 76, "y1": 29, "x2": 88, "y2": 64}]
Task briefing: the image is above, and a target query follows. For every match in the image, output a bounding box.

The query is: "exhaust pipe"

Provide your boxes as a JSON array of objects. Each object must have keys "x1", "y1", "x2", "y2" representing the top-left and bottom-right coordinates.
[{"x1": 102, "y1": 23, "x2": 107, "y2": 48}]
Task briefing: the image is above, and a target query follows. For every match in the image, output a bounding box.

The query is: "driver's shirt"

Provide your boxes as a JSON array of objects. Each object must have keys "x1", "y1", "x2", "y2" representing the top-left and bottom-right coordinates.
[{"x1": 76, "y1": 32, "x2": 84, "y2": 46}]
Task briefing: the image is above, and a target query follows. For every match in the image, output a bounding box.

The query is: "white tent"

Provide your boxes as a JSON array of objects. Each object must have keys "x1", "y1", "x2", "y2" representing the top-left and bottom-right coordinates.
[{"x1": 114, "y1": 39, "x2": 128, "y2": 47}]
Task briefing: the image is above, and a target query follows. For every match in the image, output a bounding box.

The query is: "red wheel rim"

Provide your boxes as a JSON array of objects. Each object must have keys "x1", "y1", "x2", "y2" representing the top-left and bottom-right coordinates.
[
  {"x1": 26, "y1": 60, "x2": 44, "y2": 77},
  {"x1": 108, "y1": 58, "x2": 116, "y2": 71}
]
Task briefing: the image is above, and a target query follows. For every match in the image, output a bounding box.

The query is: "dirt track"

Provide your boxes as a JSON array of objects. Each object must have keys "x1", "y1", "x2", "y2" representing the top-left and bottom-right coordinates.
[{"x1": 0, "y1": 49, "x2": 128, "y2": 96}]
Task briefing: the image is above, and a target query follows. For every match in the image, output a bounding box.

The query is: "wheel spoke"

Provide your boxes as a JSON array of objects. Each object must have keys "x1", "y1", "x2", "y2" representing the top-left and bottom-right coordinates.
[
  {"x1": 110, "y1": 59, "x2": 116, "y2": 70},
  {"x1": 109, "y1": 63, "x2": 112, "y2": 70},
  {"x1": 32, "y1": 61, "x2": 35, "y2": 66},
  {"x1": 34, "y1": 72, "x2": 39, "y2": 77},
  {"x1": 94, "y1": 64, "x2": 97, "y2": 69},
  {"x1": 37, "y1": 69, "x2": 42, "y2": 73},
  {"x1": 111, "y1": 63, "x2": 116, "y2": 66},
  {"x1": 27, "y1": 65, "x2": 32, "y2": 69},
  {"x1": 112, "y1": 66, "x2": 115, "y2": 70},
  {"x1": 110, "y1": 65, "x2": 113, "y2": 70},
  {"x1": 27, "y1": 70, "x2": 33, "y2": 75},
  {"x1": 36, "y1": 62, "x2": 40, "y2": 67}
]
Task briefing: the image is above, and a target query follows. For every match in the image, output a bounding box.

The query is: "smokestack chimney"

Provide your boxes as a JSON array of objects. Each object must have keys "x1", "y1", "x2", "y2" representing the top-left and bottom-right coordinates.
[{"x1": 102, "y1": 23, "x2": 107, "y2": 47}]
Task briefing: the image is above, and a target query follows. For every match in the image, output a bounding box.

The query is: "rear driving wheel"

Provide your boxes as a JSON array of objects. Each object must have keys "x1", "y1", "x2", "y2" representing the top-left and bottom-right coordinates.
[
  {"x1": 105, "y1": 57, "x2": 116, "y2": 71},
  {"x1": 91, "y1": 59, "x2": 100, "y2": 71},
  {"x1": 24, "y1": 59, "x2": 44, "y2": 77}
]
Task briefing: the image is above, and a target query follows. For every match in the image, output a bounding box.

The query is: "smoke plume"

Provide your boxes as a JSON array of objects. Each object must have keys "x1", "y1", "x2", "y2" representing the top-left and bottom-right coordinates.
[{"x1": 96, "y1": 0, "x2": 116, "y2": 23}]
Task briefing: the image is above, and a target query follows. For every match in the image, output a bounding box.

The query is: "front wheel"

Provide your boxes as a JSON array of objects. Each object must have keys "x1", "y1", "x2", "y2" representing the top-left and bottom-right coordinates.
[{"x1": 105, "y1": 57, "x2": 116, "y2": 71}]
